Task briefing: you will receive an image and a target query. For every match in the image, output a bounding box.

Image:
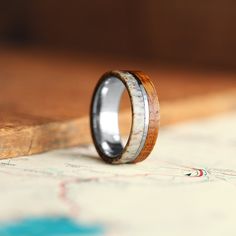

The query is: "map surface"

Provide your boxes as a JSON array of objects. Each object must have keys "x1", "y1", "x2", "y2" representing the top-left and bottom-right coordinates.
[{"x1": 0, "y1": 112, "x2": 236, "y2": 236}]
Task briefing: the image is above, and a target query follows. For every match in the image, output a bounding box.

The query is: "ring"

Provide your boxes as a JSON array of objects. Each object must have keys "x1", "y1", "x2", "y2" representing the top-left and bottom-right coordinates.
[{"x1": 90, "y1": 70, "x2": 160, "y2": 164}]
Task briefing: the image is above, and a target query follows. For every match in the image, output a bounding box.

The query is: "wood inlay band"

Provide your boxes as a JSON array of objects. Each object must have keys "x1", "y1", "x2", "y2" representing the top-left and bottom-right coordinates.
[
  {"x1": 90, "y1": 70, "x2": 160, "y2": 164},
  {"x1": 130, "y1": 71, "x2": 160, "y2": 163}
]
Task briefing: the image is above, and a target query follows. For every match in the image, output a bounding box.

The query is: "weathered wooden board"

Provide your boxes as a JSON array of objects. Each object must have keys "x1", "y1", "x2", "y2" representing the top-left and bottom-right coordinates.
[{"x1": 0, "y1": 47, "x2": 236, "y2": 159}]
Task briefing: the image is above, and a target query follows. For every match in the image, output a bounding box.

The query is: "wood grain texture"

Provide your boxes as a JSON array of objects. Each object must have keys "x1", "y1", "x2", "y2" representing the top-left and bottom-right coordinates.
[
  {"x1": 131, "y1": 71, "x2": 160, "y2": 163},
  {"x1": 0, "y1": 47, "x2": 236, "y2": 159}
]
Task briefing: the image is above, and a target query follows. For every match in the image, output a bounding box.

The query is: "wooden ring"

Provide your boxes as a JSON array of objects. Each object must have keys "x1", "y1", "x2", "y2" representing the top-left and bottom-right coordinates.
[{"x1": 90, "y1": 70, "x2": 160, "y2": 164}]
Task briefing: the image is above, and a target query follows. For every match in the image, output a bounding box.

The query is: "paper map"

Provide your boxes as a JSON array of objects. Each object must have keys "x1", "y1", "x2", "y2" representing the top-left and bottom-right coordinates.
[{"x1": 0, "y1": 112, "x2": 236, "y2": 236}]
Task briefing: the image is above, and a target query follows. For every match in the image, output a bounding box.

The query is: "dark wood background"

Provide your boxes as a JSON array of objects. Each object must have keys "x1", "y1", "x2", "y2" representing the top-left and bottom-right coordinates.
[
  {"x1": 1, "y1": 0, "x2": 236, "y2": 69},
  {"x1": 0, "y1": 1, "x2": 236, "y2": 159}
]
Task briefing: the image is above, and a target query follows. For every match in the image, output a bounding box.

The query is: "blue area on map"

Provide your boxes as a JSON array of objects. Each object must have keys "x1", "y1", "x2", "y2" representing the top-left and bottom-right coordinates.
[{"x1": 0, "y1": 216, "x2": 104, "y2": 236}]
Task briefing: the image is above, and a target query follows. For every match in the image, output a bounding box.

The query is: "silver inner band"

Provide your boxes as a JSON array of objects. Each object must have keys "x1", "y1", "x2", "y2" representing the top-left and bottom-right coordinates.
[{"x1": 92, "y1": 74, "x2": 149, "y2": 161}]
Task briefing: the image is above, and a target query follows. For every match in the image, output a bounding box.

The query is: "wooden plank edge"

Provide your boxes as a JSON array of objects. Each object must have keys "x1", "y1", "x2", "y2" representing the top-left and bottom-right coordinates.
[{"x1": 0, "y1": 89, "x2": 236, "y2": 159}]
